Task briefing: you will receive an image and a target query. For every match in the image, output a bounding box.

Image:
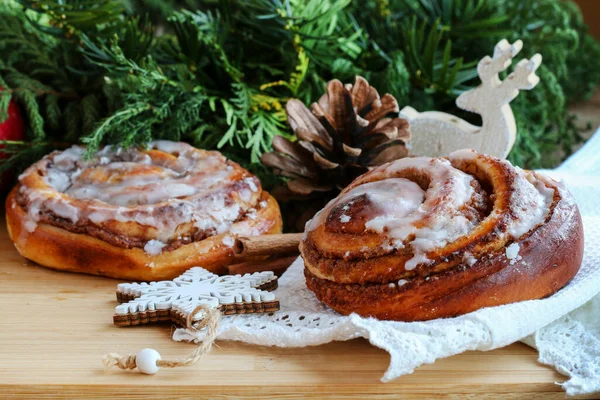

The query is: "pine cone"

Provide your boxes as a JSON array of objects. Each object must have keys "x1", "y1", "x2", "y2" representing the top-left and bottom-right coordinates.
[{"x1": 261, "y1": 76, "x2": 411, "y2": 229}]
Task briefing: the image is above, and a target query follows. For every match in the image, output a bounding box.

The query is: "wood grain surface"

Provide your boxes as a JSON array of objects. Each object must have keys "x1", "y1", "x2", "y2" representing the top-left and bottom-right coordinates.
[
  {"x1": 1, "y1": 93, "x2": 598, "y2": 399},
  {"x1": 0, "y1": 220, "x2": 593, "y2": 400}
]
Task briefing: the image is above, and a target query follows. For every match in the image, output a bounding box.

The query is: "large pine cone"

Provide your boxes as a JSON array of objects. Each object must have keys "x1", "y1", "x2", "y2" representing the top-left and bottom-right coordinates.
[{"x1": 262, "y1": 76, "x2": 411, "y2": 230}]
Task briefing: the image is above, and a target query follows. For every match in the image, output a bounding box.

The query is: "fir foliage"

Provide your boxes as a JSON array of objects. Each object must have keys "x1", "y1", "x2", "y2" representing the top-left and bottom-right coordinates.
[{"x1": 0, "y1": 0, "x2": 599, "y2": 184}]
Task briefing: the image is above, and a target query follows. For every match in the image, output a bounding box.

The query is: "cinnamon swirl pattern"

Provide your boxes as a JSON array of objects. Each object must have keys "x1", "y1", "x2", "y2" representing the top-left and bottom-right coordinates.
[
  {"x1": 301, "y1": 149, "x2": 584, "y2": 321},
  {"x1": 6, "y1": 141, "x2": 282, "y2": 280}
]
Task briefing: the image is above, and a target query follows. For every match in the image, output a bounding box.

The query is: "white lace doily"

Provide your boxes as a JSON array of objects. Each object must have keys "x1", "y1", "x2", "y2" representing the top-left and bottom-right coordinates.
[{"x1": 175, "y1": 130, "x2": 600, "y2": 396}]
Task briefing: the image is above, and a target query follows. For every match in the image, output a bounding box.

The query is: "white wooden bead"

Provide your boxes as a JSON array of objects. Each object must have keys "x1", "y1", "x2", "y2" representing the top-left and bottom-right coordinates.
[{"x1": 136, "y1": 348, "x2": 161, "y2": 375}]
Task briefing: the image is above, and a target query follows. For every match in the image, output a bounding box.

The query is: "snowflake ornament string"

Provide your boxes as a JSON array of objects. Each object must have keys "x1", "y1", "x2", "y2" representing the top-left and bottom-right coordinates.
[{"x1": 113, "y1": 267, "x2": 280, "y2": 327}]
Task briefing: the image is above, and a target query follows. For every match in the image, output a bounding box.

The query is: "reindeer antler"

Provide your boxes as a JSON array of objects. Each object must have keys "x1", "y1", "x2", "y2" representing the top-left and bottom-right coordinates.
[
  {"x1": 477, "y1": 39, "x2": 523, "y2": 87},
  {"x1": 502, "y1": 54, "x2": 542, "y2": 90},
  {"x1": 404, "y1": 38, "x2": 544, "y2": 159},
  {"x1": 493, "y1": 53, "x2": 542, "y2": 106},
  {"x1": 461, "y1": 39, "x2": 541, "y2": 108}
]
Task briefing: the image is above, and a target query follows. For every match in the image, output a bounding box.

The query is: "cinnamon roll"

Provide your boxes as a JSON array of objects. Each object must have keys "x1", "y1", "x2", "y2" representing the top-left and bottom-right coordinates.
[
  {"x1": 301, "y1": 149, "x2": 583, "y2": 321},
  {"x1": 6, "y1": 141, "x2": 282, "y2": 280}
]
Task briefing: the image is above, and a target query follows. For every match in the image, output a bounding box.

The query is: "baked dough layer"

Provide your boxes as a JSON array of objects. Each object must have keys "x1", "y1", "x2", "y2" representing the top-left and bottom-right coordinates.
[
  {"x1": 6, "y1": 142, "x2": 282, "y2": 280},
  {"x1": 301, "y1": 150, "x2": 584, "y2": 321}
]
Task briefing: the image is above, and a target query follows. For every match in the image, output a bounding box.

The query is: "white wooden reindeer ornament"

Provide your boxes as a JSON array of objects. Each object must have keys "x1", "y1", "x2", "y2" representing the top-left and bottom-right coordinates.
[{"x1": 401, "y1": 39, "x2": 542, "y2": 158}]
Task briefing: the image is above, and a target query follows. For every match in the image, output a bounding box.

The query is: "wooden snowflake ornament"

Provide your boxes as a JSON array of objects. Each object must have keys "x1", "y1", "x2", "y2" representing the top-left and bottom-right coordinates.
[
  {"x1": 113, "y1": 267, "x2": 280, "y2": 327},
  {"x1": 401, "y1": 39, "x2": 542, "y2": 158}
]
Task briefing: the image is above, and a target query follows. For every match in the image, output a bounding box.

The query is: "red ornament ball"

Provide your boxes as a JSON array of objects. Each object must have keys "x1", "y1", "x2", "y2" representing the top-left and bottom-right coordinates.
[{"x1": 0, "y1": 88, "x2": 26, "y2": 192}]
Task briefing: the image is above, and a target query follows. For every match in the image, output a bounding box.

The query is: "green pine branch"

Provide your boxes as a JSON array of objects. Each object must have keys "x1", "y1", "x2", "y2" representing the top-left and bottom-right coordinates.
[{"x1": 0, "y1": 0, "x2": 599, "y2": 185}]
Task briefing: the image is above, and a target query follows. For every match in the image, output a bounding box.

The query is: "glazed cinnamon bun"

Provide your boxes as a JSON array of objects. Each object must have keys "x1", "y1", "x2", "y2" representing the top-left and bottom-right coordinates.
[
  {"x1": 6, "y1": 141, "x2": 282, "y2": 280},
  {"x1": 301, "y1": 149, "x2": 583, "y2": 321}
]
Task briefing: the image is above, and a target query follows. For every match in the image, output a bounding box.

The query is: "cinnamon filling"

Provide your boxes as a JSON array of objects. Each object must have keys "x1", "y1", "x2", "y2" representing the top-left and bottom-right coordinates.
[
  {"x1": 14, "y1": 142, "x2": 270, "y2": 252},
  {"x1": 302, "y1": 151, "x2": 557, "y2": 285},
  {"x1": 14, "y1": 189, "x2": 266, "y2": 251}
]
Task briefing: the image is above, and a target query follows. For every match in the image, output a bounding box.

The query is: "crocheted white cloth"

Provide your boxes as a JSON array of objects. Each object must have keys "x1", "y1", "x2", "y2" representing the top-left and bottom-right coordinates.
[{"x1": 174, "y1": 130, "x2": 600, "y2": 396}]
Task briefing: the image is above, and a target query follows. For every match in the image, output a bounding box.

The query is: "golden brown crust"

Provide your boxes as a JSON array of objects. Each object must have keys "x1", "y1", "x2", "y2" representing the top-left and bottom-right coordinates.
[
  {"x1": 14, "y1": 144, "x2": 263, "y2": 247},
  {"x1": 6, "y1": 142, "x2": 283, "y2": 280},
  {"x1": 6, "y1": 188, "x2": 281, "y2": 280},
  {"x1": 300, "y1": 150, "x2": 584, "y2": 321},
  {"x1": 13, "y1": 173, "x2": 259, "y2": 251},
  {"x1": 303, "y1": 154, "x2": 519, "y2": 284},
  {"x1": 305, "y1": 192, "x2": 583, "y2": 321}
]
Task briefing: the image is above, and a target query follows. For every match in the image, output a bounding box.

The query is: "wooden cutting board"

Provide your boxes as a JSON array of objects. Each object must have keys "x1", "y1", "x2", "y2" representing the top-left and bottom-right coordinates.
[{"x1": 0, "y1": 220, "x2": 594, "y2": 400}]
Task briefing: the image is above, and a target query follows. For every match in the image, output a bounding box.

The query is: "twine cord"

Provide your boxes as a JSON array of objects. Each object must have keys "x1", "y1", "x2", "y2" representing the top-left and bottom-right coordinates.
[{"x1": 102, "y1": 304, "x2": 221, "y2": 371}]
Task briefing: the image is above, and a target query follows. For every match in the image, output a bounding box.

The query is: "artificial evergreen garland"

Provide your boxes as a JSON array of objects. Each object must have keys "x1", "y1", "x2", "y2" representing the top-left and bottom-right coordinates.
[{"x1": 1, "y1": 0, "x2": 599, "y2": 190}]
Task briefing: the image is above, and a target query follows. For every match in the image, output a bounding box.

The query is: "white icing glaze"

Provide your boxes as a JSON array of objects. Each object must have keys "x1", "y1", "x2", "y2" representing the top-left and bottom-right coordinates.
[
  {"x1": 222, "y1": 235, "x2": 235, "y2": 247},
  {"x1": 239, "y1": 189, "x2": 253, "y2": 203},
  {"x1": 462, "y1": 252, "x2": 478, "y2": 267},
  {"x1": 370, "y1": 159, "x2": 476, "y2": 268},
  {"x1": 448, "y1": 148, "x2": 478, "y2": 161},
  {"x1": 151, "y1": 140, "x2": 190, "y2": 154},
  {"x1": 404, "y1": 253, "x2": 430, "y2": 271},
  {"x1": 307, "y1": 177, "x2": 425, "y2": 233},
  {"x1": 23, "y1": 218, "x2": 37, "y2": 233},
  {"x1": 48, "y1": 199, "x2": 80, "y2": 223},
  {"x1": 307, "y1": 151, "x2": 557, "y2": 273},
  {"x1": 305, "y1": 157, "x2": 479, "y2": 270},
  {"x1": 246, "y1": 208, "x2": 258, "y2": 220},
  {"x1": 505, "y1": 167, "x2": 553, "y2": 238},
  {"x1": 144, "y1": 240, "x2": 166, "y2": 255},
  {"x1": 449, "y1": 152, "x2": 553, "y2": 242},
  {"x1": 43, "y1": 169, "x2": 71, "y2": 192},
  {"x1": 52, "y1": 146, "x2": 86, "y2": 170},
  {"x1": 505, "y1": 243, "x2": 520, "y2": 260},
  {"x1": 17, "y1": 141, "x2": 262, "y2": 244},
  {"x1": 244, "y1": 177, "x2": 258, "y2": 192}
]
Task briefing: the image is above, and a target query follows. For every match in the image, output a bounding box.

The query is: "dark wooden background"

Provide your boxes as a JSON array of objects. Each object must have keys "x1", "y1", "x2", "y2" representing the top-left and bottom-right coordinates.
[{"x1": 574, "y1": 0, "x2": 600, "y2": 39}]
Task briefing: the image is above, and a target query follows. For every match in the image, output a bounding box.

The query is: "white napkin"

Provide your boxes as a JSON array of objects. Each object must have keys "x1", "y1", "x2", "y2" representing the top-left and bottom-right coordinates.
[
  {"x1": 521, "y1": 130, "x2": 600, "y2": 395},
  {"x1": 175, "y1": 130, "x2": 600, "y2": 395}
]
